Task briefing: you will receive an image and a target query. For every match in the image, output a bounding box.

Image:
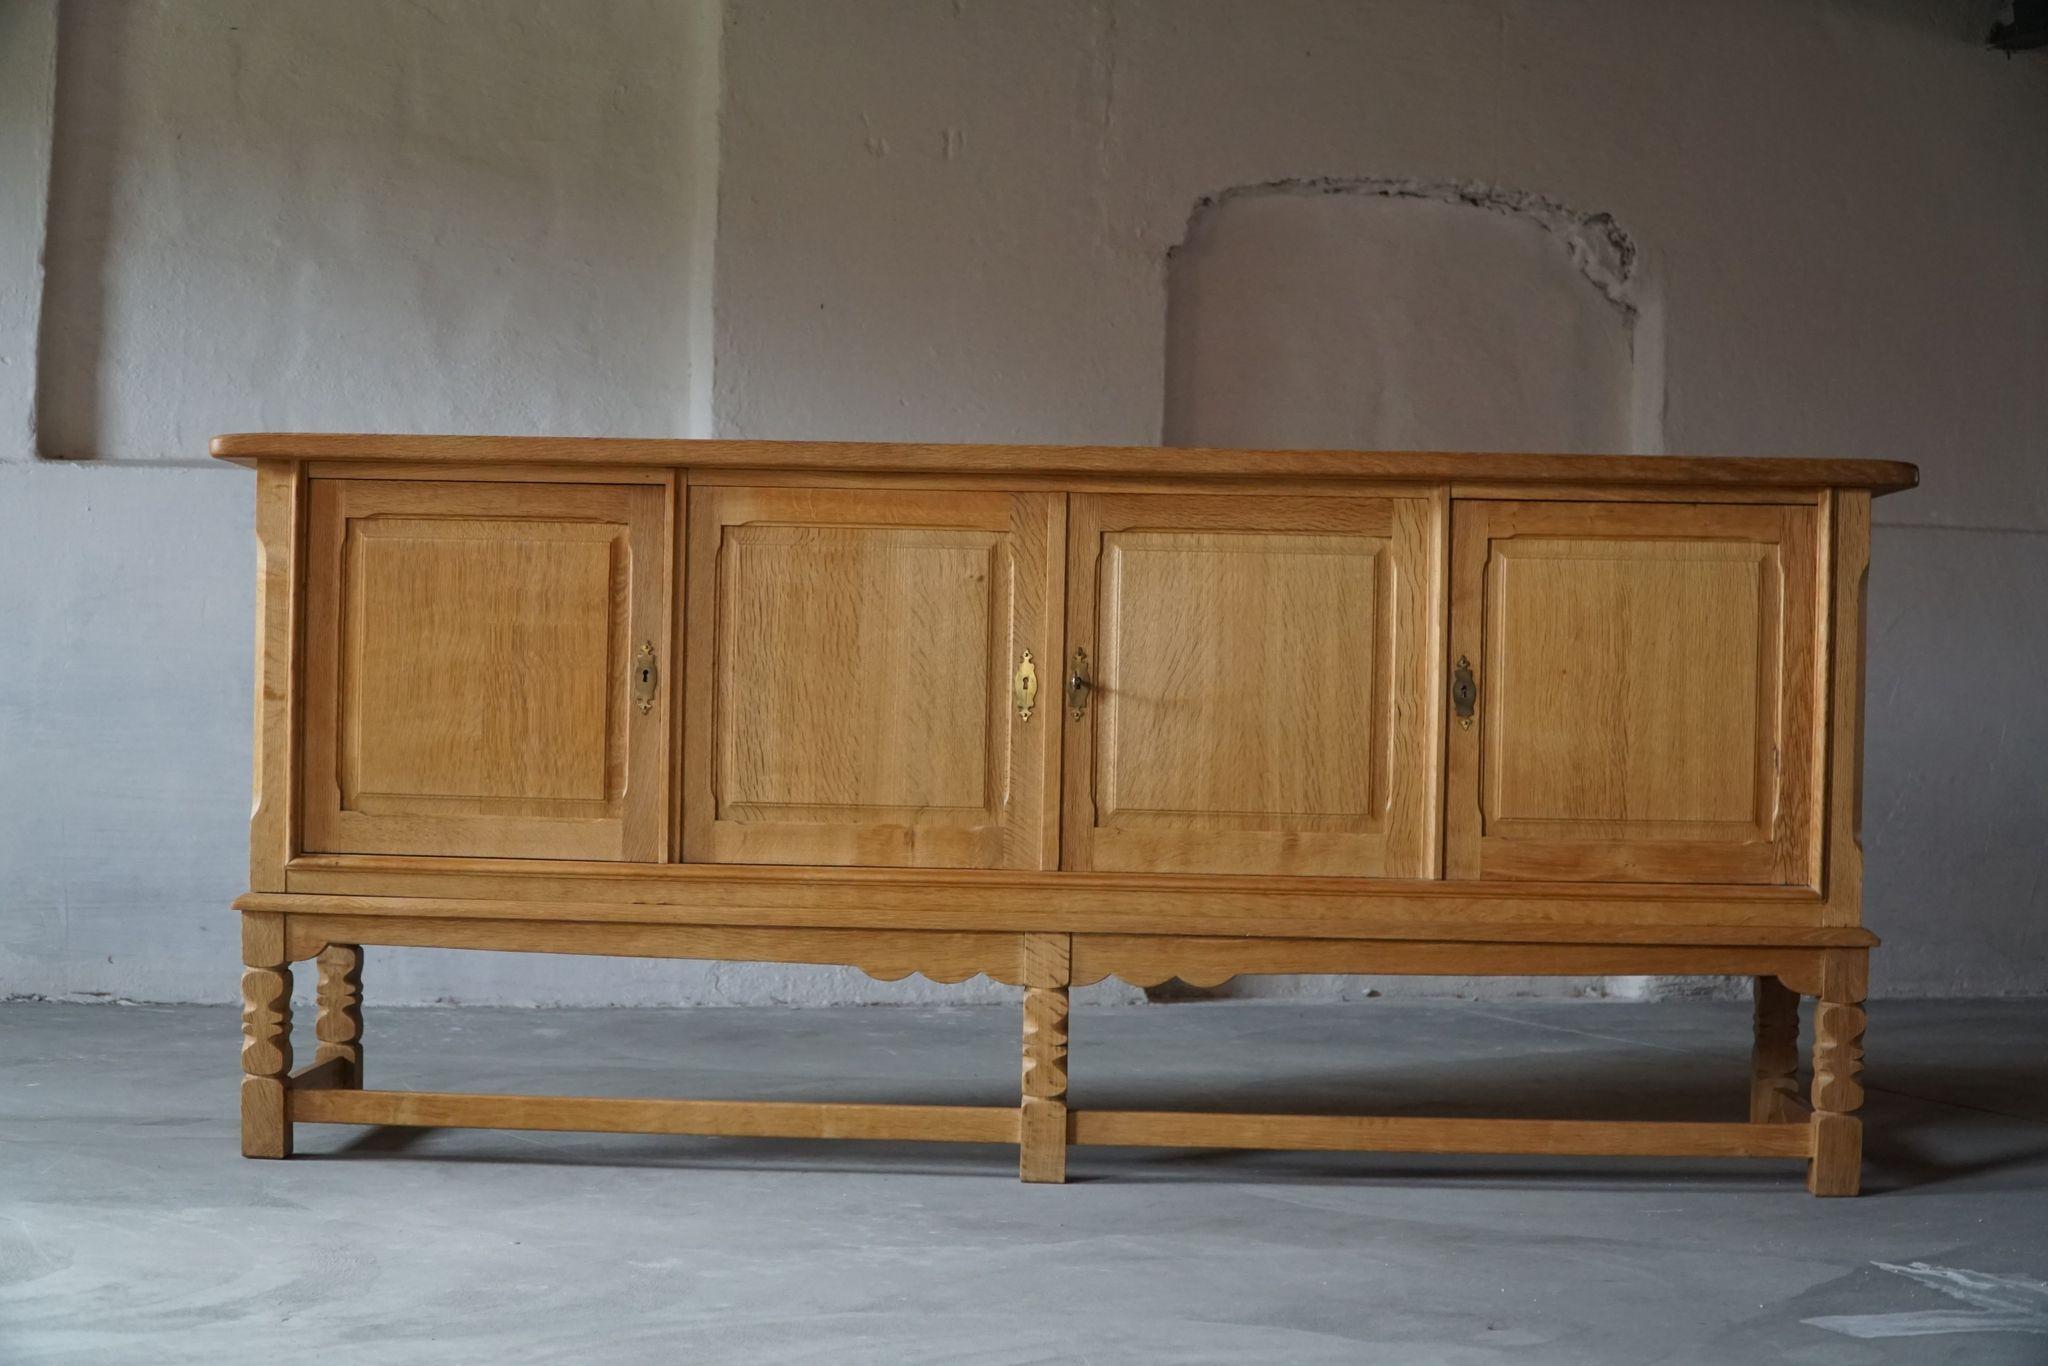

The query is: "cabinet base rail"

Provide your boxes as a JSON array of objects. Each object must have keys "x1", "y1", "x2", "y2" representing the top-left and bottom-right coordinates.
[
  {"x1": 283, "y1": 1085, "x2": 1816, "y2": 1161},
  {"x1": 239, "y1": 911, "x2": 1870, "y2": 1194}
]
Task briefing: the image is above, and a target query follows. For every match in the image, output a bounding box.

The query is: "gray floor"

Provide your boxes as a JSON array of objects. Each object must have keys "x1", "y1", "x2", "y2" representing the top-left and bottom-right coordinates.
[{"x1": 4, "y1": 998, "x2": 2048, "y2": 1364}]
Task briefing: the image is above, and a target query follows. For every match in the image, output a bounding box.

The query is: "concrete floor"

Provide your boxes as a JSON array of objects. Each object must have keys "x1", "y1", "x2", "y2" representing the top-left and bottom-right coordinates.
[{"x1": 4, "y1": 998, "x2": 2047, "y2": 1364}]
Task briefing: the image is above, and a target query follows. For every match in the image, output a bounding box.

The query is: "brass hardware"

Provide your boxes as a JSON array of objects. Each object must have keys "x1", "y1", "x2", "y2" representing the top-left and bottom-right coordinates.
[
  {"x1": 633, "y1": 641, "x2": 659, "y2": 715},
  {"x1": 1013, "y1": 650, "x2": 1040, "y2": 721},
  {"x1": 1067, "y1": 647, "x2": 1092, "y2": 721},
  {"x1": 1451, "y1": 655, "x2": 1476, "y2": 730}
]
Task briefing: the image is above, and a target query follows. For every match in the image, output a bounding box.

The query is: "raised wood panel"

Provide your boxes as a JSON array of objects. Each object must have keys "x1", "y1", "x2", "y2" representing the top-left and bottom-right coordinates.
[
  {"x1": 1448, "y1": 501, "x2": 1819, "y2": 885},
  {"x1": 1064, "y1": 494, "x2": 1440, "y2": 877},
  {"x1": 303, "y1": 480, "x2": 669, "y2": 860},
  {"x1": 684, "y1": 487, "x2": 1061, "y2": 869}
]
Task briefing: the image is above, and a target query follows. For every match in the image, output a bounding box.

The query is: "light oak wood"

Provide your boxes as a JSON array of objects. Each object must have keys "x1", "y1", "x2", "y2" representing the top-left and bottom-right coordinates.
[
  {"x1": 1821, "y1": 490, "x2": 1871, "y2": 924},
  {"x1": 248, "y1": 460, "x2": 304, "y2": 891},
  {"x1": 1068, "y1": 934, "x2": 1852, "y2": 997},
  {"x1": 240, "y1": 911, "x2": 291, "y2": 1159},
  {"x1": 303, "y1": 479, "x2": 671, "y2": 860},
  {"x1": 685, "y1": 487, "x2": 1061, "y2": 870},
  {"x1": 287, "y1": 1057, "x2": 355, "y2": 1092},
  {"x1": 1809, "y1": 995, "x2": 1868, "y2": 1197},
  {"x1": 314, "y1": 943, "x2": 364, "y2": 1087},
  {"x1": 1068, "y1": 1112, "x2": 1814, "y2": 1159},
  {"x1": 290, "y1": 1090, "x2": 1021, "y2": 1144},
  {"x1": 1063, "y1": 494, "x2": 1438, "y2": 877},
  {"x1": 245, "y1": 886, "x2": 1877, "y2": 944},
  {"x1": 1750, "y1": 975, "x2": 1801, "y2": 1123},
  {"x1": 274, "y1": 911, "x2": 1052, "y2": 987},
  {"x1": 1448, "y1": 500, "x2": 1819, "y2": 885},
  {"x1": 212, "y1": 432, "x2": 1919, "y2": 495},
  {"x1": 1019, "y1": 933, "x2": 1071, "y2": 1183},
  {"x1": 224, "y1": 435, "x2": 1912, "y2": 1195}
]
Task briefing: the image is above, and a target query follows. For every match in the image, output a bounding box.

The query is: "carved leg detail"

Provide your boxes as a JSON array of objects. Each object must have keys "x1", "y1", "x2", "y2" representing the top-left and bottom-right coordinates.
[
  {"x1": 315, "y1": 943, "x2": 364, "y2": 1088},
  {"x1": 1808, "y1": 998, "x2": 1867, "y2": 1197},
  {"x1": 1750, "y1": 976, "x2": 1800, "y2": 1123},
  {"x1": 1021, "y1": 983, "x2": 1069, "y2": 1183},
  {"x1": 240, "y1": 960, "x2": 293, "y2": 1159}
]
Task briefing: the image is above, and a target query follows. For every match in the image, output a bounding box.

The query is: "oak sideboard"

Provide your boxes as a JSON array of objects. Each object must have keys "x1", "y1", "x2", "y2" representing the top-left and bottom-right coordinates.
[{"x1": 219, "y1": 433, "x2": 1916, "y2": 1195}]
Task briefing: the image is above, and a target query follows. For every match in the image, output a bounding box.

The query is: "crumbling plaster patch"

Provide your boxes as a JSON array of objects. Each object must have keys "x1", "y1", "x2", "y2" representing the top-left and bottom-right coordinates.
[{"x1": 1173, "y1": 176, "x2": 1643, "y2": 319}]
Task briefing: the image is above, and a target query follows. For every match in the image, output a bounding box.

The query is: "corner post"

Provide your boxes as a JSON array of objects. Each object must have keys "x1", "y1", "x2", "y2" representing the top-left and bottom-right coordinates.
[
  {"x1": 1750, "y1": 975, "x2": 1800, "y2": 1123},
  {"x1": 1807, "y1": 950, "x2": 1867, "y2": 1196},
  {"x1": 240, "y1": 910, "x2": 293, "y2": 1158},
  {"x1": 314, "y1": 943, "x2": 364, "y2": 1088},
  {"x1": 1019, "y1": 934, "x2": 1070, "y2": 1184}
]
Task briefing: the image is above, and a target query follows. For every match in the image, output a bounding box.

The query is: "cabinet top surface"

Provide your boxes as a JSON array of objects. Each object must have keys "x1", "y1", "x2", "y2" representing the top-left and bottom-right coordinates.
[{"x1": 211, "y1": 432, "x2": 1918, "y2": 494}]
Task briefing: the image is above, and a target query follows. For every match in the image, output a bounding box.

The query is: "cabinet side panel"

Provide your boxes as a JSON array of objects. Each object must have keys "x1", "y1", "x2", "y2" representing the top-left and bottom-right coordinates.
[
  {"x1": 249, "y1": 460, "x2": 305, "y2": 892},
  {"x1": 1823, "y1": 490, "x2": 1871, "y2": 926}
]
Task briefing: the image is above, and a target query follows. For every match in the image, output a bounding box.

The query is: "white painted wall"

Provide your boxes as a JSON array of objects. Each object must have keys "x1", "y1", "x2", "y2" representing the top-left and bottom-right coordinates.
[
  {"x1": 2, "y1": 0, "x2": 2043, "y2": 1005},
  {"x1": 1163, "y1": 182, "x2": 1647, "y2": 455},
  {"x1": 716, "y1": 0, "x2": 2048, "y2": 1000}
]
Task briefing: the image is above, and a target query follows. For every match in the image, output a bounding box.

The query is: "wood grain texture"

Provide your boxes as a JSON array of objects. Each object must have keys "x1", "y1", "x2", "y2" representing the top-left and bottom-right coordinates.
[
  {"x1": 275, "y1": 912, "x2": 1045, "y2": 986},
  {"x1": 1807, "y1": 961, "x2": 1868, "y2": 1197},
  {"x1": 684, "y1": 486, "x2": 1061, "y2": 870},
  {"x1": 286, "y1": 1057, "x2": 354, "y2": 1092},
  {"x1": 1019, "y1": 933, "x2": 1071, "y2": 1183},
  {"x1": 314, "y1": 943, "x2": 364, "y2": 1087},
  {"x1": 251, "y1": 882, "x2": 1874, "y2": 942},
  {"x1": 1063, "y1": 494, "x2": 1438, "y2": 877},
  {"x1": 1448, "y1": 500, "x2": 1819, "y2": 885},
  {"x1": 222, "y1": 440, "x2": 1905, "y2": 1191},
  {"x1": 240, "y1": 910, "x2": 291, "y2": 1159},
  {"x1": 1750, "y1": 975, "x2": 1800, "y2": 1124},
  {"x1": 249, "y1": 460, "x2": 304, "y2": 891},
  {"x1": 1068, "y1": 934, "x2": 1842, "y2": 993},
  {"x1": 1821, "y1": 490, "x2": 1871, "y2": 926},
  {"x1": 303, "y1": 478, "x2": 671, "y2": 860},
  {"x1": 290, "y1": 1090, "x2": 1020, "y2": 1144},
  {"x1": 210, "y1": 433, "x2": 1919, "y2": 495},
  {"x1": 1809, "y1": 1000, "x2": 1868, "y2": 1197},
  {"x1": 1068, "y1": 1112, "x2": 1814, "y2": 1159}
]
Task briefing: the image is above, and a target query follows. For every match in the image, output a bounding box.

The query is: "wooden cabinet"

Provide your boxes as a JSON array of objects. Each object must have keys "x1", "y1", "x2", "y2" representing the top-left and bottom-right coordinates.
[
  {"x1": 302, "y1": 478, "x2": 670, "y2": 861},
  {"x1": 225, "y1": 435, "x2": 1913, "y2": 1194},
  {"x1": 1446, "y1": 501, "x2": 1818, "y2": 885},
  {"x1": 683, "y1": 486, "x2": 1062, "y2": 869},
  {"x1": 1063, "y1": 494, "x2": 1439, "y2": 877}
]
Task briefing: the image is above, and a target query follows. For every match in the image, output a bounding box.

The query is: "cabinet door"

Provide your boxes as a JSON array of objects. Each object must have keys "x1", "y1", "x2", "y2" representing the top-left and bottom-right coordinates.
[
  {"x1": 1063, "y1": 494, "x2": 1441, "y2": 877},
  {"x1": 683, "y1": 487, "x2": 1062, "y2": 869},
  {"x1": 1447, "y1": 500, "x2": 1819, "y2": 884},
  {"x1": 303, "y1": 479, "x2": 671, "y2": 861}
]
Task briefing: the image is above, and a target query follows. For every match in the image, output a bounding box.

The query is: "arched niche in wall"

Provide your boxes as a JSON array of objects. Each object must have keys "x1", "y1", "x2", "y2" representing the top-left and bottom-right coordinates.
[{"x1": 1164, "y1": 180, "x2": 1660, "y2": 454}]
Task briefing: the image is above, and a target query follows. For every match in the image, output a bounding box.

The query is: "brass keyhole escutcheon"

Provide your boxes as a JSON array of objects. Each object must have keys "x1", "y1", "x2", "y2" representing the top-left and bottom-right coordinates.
[
  {"x1": 1451, "y1": 655, "x2": 1477, "y2": 730},
  {"x1": 1067, "y1": 647, "x2": 1092, "y2": 721},
  {"x1": 633, "y1": 641, "x2": 659, "y2": 715},
  {"x1": 1013, "y1": 650, "x2": 1039, "y2": 722}
]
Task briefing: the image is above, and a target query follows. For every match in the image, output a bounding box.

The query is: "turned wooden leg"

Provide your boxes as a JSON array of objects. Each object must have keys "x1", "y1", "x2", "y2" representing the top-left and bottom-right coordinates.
[
  {"x1": 1807, "y1": 963, "x2": 1867, "y2": 1197},
  {"x1": 315, "y1": 943, "x2": 364, "y2": 1088},
  {"x1": 1750, "y1": 976, "x2": 1800, "y2": 1123},
  {"x1": 1019, "y1": 933, "x2": 1070, "y2": 1184},
  {"x1": 240, "y1": 911, "x2": 293, "y2": 1159}
]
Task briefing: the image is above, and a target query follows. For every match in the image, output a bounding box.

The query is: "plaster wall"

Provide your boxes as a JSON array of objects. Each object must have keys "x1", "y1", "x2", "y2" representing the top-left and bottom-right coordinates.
[
  {"x1": 716, "y1": 0, "x2": 2048, "y2": 1000},
  {"x1": 2, "y1": 0, "x2": 2044, "y2": 1006}
]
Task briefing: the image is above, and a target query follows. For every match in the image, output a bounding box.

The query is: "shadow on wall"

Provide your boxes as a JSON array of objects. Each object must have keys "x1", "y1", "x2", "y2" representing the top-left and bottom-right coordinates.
[
  {"x1": 1163, "y1": 178, "x2": 1663, "y2": 455},
  {"x1": 33, "y1": 0, "x2": 127, "y2": 459}
]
